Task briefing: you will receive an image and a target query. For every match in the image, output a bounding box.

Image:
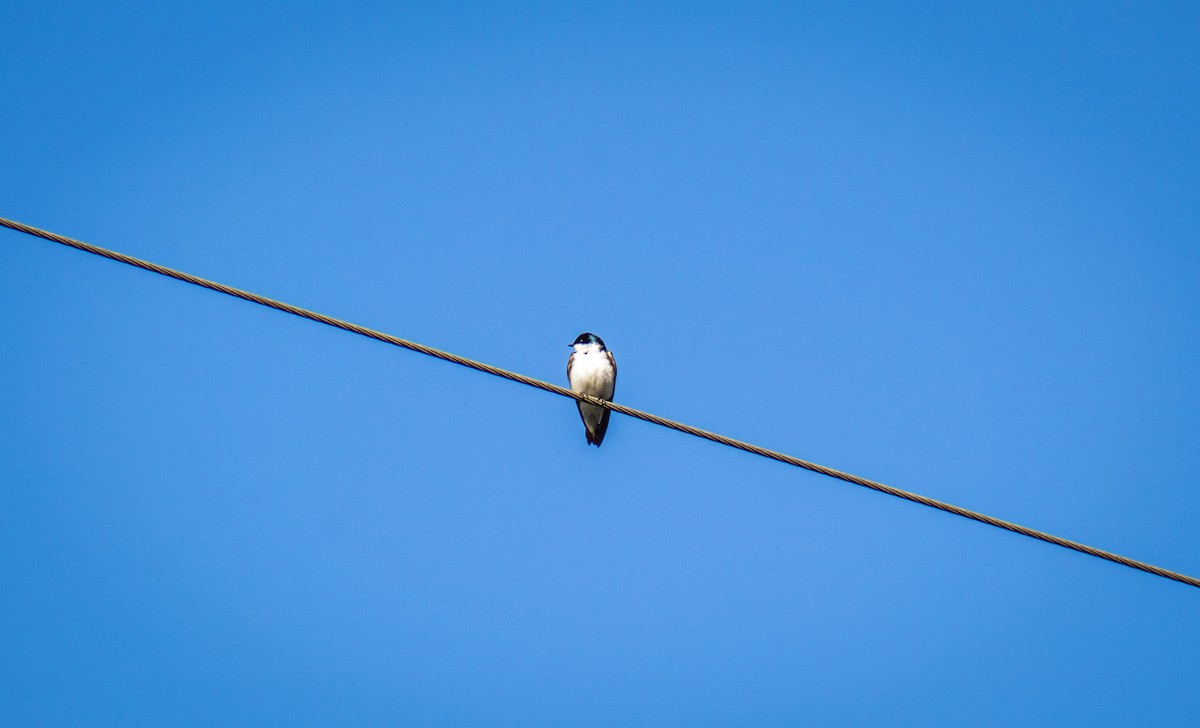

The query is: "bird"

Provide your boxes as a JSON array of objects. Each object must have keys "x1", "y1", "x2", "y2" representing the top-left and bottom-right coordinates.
[{"x1": 567, "y1": 332, "x2": 617, "y2": 446}]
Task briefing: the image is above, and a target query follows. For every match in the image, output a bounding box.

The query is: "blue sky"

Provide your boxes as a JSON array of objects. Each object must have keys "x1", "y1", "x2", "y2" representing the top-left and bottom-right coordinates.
[{"x1": 3, "y1": 2, "x2": 1199, "y2": 725}]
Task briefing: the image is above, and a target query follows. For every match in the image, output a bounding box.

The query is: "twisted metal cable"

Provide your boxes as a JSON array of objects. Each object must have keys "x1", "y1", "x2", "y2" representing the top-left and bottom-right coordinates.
[{"x1": 4, "y1": 215, "x2": 1198, "y2": 590}]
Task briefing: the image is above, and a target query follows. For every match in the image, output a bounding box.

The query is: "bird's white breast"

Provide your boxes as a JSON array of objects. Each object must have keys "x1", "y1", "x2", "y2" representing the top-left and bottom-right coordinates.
[{"x1": 569, "y1": 344, "x2": 615, "y2": 399}]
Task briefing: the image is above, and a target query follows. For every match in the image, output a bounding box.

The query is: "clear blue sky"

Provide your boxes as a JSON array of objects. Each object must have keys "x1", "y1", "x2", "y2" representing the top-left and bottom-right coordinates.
[{"x1": 3, "y1": 2, "x2": 1199, "y2": 725}]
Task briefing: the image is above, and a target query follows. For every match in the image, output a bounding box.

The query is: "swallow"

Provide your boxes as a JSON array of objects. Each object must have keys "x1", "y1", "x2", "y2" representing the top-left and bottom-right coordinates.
[{"x1": 567, "y1": 332, "x2": 617, "y2": 446}]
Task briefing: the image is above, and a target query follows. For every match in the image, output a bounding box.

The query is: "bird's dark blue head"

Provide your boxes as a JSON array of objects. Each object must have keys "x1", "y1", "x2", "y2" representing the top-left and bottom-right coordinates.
[{"x1": 570, "y1": 332, "x2": 606, "y2": 349}]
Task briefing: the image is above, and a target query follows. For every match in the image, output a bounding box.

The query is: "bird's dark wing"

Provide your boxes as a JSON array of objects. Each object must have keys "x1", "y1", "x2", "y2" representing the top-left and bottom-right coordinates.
[{"x1": 591, "y1": 406, "x2": 612, "y2": 446}]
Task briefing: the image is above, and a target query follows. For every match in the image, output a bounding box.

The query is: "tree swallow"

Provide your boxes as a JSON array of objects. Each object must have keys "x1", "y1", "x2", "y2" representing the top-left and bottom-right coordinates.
[{"x1": 567, "y1": 332, "x2": 617, "y2": 446}]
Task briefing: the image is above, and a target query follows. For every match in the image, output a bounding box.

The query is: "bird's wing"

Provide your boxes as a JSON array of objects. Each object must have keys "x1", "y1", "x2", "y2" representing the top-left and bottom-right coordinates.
[
  {"x1": 606, "y1": 350, "x2": 617, "y2": 396},
  {"x1": 593, "y1": 405, "x2": 612, "y2": 446}
]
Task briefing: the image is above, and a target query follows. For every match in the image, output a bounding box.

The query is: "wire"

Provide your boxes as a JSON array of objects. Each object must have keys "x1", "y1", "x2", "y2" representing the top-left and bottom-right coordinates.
[{"x1": 4, "y1": 214, "x2": 1198, "y2": 590}]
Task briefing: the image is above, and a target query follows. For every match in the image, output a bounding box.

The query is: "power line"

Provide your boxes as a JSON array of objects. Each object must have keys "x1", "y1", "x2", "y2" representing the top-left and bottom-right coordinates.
[{"x1": 4, "y1": 214, "x2": 1198, "y2": 590}]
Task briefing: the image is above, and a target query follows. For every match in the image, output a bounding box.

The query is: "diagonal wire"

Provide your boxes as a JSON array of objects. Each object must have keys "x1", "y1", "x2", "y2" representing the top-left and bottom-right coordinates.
[{"x1": 3, "y1": 214, "x2": 1198, "y2": 590}]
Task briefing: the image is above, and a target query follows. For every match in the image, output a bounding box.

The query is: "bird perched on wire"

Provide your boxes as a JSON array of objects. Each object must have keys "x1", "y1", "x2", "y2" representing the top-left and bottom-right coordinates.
[{"x1": 567, "y1": 332, "x2": 617, "y2": 446}]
